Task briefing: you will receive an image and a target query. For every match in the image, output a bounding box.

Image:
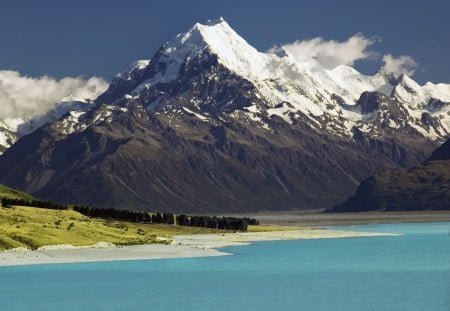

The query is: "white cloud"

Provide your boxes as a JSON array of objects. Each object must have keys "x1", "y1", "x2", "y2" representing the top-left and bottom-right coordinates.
[
  {"x1": 268, "y1": 34, "x2": 378, "y2": 69},
  {"x1": 381, "y1": 54, "x2": 417, "y2": 76},
  {"x1": 0, "y1": 71, "x2": 108, "y2": 120}
]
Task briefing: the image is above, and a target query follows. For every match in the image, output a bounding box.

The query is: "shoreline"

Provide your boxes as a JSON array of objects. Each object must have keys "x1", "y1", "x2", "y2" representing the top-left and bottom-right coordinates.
[
  {"x1": 219, "y1": 210, "x2": 450, "y2": 227},
  {"x1": 0, "y1": 228, "x2": 398, "y2": 267}
]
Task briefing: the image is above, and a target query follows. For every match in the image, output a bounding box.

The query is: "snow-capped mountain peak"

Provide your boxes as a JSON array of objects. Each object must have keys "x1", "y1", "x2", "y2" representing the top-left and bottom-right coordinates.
[
  {"x1": 2, "y1": 18, "x2": 449, "y2": 213},
  {"x1": 116, "y1": 60, "x2": 150, "y2": 81},
  {"x1": 103, "y1": 18, "x2": 448, "y2": 142},
  {"x1": 151, "y1": 17, "x2": 274, "y2": 85},
  {"x1": 193, "y1": 18, "x2": 272, "y2": 78}
]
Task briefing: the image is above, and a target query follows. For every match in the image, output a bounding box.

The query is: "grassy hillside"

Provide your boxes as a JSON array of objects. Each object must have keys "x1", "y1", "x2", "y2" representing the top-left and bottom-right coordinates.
[
  {"x1": 331, "y1": 160, "x2": 450, "y2": 212},
  {"x1": 0, "y1": 184, "x2": 34, "y2": 201},
  {"x1": 0, "y1": 206, "x2": 229, "y2": 251}
]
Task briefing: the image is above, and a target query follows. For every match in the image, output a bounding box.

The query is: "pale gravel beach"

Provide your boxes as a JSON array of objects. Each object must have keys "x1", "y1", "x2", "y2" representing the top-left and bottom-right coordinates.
[
  {"x1": 0, "y1": 228, "x2": 398, "y2": 267},
  {"x1": 0, "y1": 243, "x2": 227, "y2": 267},
  {"x1": 173, "y1": 228, "x2": 398, "y2": 248}
]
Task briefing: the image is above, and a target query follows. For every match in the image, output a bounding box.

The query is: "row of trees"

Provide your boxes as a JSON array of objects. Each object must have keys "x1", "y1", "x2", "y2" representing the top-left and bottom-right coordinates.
[
  {"x1": 180, "y1": 215, "x2": 259, "y2": 231},
  {"x1": 1, "y1": 198, "x2": 259, "y2": 231},
  {"x1": 73, "y1": 206, "x2": 153, "y2": 223},
  {"x1": 73, "y1": 206, "x2": 177, "y2": 224},
  {"x1": 1, "y1": 198, "x2": 67, "y2": 210},
  {"x1": 69, "y1": 207, "x2": 258, "y2": 231}
]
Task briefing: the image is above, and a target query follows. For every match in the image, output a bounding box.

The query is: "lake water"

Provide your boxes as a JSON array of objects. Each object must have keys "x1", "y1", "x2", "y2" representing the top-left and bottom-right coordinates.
[{"x1": 0, "y1": 222, "x2": 449, "y2": 311}]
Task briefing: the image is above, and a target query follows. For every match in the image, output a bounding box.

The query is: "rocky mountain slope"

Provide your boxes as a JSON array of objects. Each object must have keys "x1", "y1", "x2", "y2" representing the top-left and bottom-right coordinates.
[
  {"x1": 331, "y1": 139, "x2": 450, "y2": 211},
  {"x1": 0, "y1": 18, "x2": 448, "y2": 212},
  {"x1": 0, "y1": 101, "x2": 94, "y2": 154}
]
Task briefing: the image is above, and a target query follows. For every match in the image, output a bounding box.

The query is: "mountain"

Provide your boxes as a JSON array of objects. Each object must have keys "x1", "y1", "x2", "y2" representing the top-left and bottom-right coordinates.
[
  {"x1": 0, "y1": 18, "x2": 449, "y2": 212},
  {"x1": 428, "y1": 137, "x2": 450, "y2": 161},
  {"x1": 0, "y1": 100, "x2": 94, "y2": 154},
  {"x1": 330, "y1": 139, "x2": 450, "y2": 211}
]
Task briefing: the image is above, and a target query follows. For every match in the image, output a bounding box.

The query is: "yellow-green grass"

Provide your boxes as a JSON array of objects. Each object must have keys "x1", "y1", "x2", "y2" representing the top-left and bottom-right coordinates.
[
  {"x1": 0, "y1": 206, "x2": 228, "y2": 251},
  {"x1": 0, "y1": 185, "x2": 34, "y2": 201}
]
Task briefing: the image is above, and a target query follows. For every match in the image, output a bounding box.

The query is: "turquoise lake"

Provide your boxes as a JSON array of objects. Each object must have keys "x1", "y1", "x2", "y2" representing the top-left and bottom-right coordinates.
[{"x1": 0, "y1": 222, "x2": 449, "y2": 310}]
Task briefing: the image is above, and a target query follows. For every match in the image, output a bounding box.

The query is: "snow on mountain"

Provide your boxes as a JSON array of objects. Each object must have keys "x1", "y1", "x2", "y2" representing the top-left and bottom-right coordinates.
[
  {"x1": 111, "y1": 18, "x2": 447, "y2": 141},
  {"x1": 128, "y1": 17, "x2": 274, "y2": 93},
  {"x1": 393, "y1": 75, "x2": 450, "y2": 108},
  {"x1": 6, "y1": 18, "x2": 447, "y2": 152},
  {"x1": 2, "y1": 18, "x2": 448, "y2": 212},
  {"x1": 423, "y1": 82, "x2": 450, "y2": 103},
  {"x1": 392, "y1": 75, "x2": 427, "y2": 108},
  {"x1": 330, "y1": 66, "x2": 395, "y2": 98},
  {"x1": 124, "y1": 19, "x2": 373, "y2": 128},
  {"x1": 0, "y1": 100, "x2": 94, "y2": 153},
  {"x1": 116, "y1": 60, "x2": 150, "y2": 81}
]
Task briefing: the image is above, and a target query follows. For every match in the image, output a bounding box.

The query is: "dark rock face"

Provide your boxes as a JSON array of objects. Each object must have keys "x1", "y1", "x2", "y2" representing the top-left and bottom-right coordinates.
[
  {"x1": 356, "y1": 92, "x2": 387, "y2": 114},
  {"x1": 356, "y1": 92, "x2": 410, "y2": 121},
  {"x1": 330, "y1": 139, "x2": 450, "y2": 212},
  {"x1": 0, "y1": 94, "x2": 437, "y2": 212}
]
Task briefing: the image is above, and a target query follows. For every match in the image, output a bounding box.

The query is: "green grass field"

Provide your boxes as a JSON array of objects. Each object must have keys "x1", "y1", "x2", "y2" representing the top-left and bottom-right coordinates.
[
  {"x1": 0, "y1": 185, "x2": 281, "y2": 251},
  {"x1": 0, "y1": 184, "x2": 34, "y2": 201},
  {"x1": 0, "y1": 206, "x2": 231, "y2": 251}
]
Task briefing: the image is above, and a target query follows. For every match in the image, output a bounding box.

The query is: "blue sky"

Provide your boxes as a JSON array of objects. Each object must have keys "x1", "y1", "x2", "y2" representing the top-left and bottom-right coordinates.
[{"x1": 1, "y1": 0, "x2": 449, "y2": 84}]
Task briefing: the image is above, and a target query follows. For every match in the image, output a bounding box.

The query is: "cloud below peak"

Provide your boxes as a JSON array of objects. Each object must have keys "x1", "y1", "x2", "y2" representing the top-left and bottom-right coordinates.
[
  {"x1": 381, "y1": 54, "x2": 418, "y2": 76},
  {"x1": 268, "y1": 33, "x2": 378, "y2": 69},
  {"x1": 0, "y1": 71, "x2": 108, "y2": 120}
]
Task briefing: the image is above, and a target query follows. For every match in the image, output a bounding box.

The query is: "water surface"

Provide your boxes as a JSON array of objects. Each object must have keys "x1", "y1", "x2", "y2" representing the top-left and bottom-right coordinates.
[{"x1": 0, "y1": 222, "x2": 448, "y2": 310}]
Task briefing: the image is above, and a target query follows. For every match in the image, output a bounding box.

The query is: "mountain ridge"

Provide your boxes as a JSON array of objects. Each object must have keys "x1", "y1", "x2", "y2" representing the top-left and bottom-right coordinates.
[
  {"x1": 0, "y1": 19, "x2": 448, "y2": 212},
  {"x1": 0, "y1": 100, "x2": 95, "y2": 153},
  {"x1": 97, "y1": 19, "x2": 449, "y2": 143}
]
